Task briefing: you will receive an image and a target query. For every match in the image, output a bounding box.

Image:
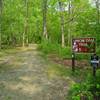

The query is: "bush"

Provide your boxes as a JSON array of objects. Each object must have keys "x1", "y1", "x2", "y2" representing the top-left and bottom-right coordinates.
[
  {"x1": 69, "y1": 69, "x2": 100, "y2": 100},
  {"x1": 38, "y1": 40, "x2": 71, "y2": 59}
]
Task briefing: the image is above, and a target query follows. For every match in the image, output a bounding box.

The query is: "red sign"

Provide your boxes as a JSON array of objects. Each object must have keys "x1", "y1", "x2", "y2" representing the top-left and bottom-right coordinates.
[{"x1": 72, "y1": 38, "x2": 96, "y2": 53}]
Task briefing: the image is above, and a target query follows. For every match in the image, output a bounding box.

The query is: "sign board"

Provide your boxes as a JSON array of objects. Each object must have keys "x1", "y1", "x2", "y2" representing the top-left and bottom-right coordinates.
[
  {"x1": 91, "y1": 60, "x2": 99, "y2": 64},
  {"x1": 72, "y1": 38, "x2": 96, "y2": 53}
]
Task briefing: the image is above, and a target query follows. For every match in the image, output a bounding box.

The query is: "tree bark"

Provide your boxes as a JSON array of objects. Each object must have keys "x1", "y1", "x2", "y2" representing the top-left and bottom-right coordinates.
[
  {"x1": 23, "y1": 0, "x2": 28, "y2": 47},
  {"x1": 43, "y1": 0, "x2": 48, "y2": 39},
  {"x1": 0, "y1": 0, "x2": 2, "y2": 49},
  {"x1": 95, "y1": 0, "x2": 100, "y2": 25},
  {"x1": 95, "y1": 0, "x2": 100, "y2": 46},
  {"x1": 59, "y1": 1, "x2": 65, "y2": 47},
  {"x1": 68, "y1": 0, "x2": 71, "y2": 46}
]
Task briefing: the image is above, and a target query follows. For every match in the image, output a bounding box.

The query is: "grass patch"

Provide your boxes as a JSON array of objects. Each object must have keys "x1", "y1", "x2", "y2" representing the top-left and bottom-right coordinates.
[
  {"x1": 0, "y1": 47, "x2": 36, "y2": 57},
  {"x1": 45, "y1": 61, "x2": 94, "y2": 100},
  {"x1": 46, "y1": 64, "x2": 71, "y2": 78},
  {"x1": 0, "y1": 48, "x2": 20, "y2": 57},
  {"x1": 46, "y1": 61, "x2": 92, "y2": 82},
  {"x1": 0, "y1": 47, "x2": 29, "y2": 72}
]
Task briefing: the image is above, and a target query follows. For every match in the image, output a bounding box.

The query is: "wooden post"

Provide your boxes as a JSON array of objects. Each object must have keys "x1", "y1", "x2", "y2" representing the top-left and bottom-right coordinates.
[
  {"x1": 72, "y1": 52, "x2": 75, "y2": 72},
  {"x1": 91, "y1": 53, "x2": 99, "y2": 77},
  {"x1": 93, "y1": 66, "x2": 96, "y2": 77}
]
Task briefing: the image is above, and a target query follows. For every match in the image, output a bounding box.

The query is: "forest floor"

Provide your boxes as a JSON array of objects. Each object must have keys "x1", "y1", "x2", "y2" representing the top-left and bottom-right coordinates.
[{"x1": 0, "y1": 45, "x2": 76, "y2": 100}]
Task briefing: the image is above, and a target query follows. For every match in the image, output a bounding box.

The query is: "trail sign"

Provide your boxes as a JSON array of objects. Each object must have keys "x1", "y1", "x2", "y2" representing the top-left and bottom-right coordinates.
[{"x1": 72, "y1": 38, "x2": 96, "y2": 53}]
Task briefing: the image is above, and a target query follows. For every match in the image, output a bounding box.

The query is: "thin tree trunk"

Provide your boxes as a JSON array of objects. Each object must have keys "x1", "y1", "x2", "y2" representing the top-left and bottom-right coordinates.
[
  {"x1": 95, "y1": 0, "x2": 100, "y2": 46},
  {"x1": 43, "y1": 0, "x2": 48, "y2": 39},
  {"x1": 95, "y1": 0, "x2": 100, "y2": 25},
  {"x1": 26, "y1": 0, "x2": 29, "y2": 46},
  {"x1": 0, "y1": 0, "x2": 2, "y2": 49},
  {"x1": 22, "y1": 32, "x2": 25, "y2": 47},
  {"x1": 68, "y1": 0, "x2": 71, "y2": 46},
  {"x1": 23, "y1": 0, "x2": 28, "y2": 47},
  {"x1": 59, "y1": 1, "x2": 65, "y2": 47}
]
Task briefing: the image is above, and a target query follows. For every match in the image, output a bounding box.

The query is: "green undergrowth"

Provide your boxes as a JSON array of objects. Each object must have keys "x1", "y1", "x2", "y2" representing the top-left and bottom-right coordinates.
[
  {"x1": 46, "y1": 62, "x2": 100, "y2": 100},
  {"x1": 68, "y1": 69, "x2": 100, "y2": 100},
  {"x1": 38, "y1": 41, "x2": 99, "y2": 60},
  {"x1": 46, "y1": 62, "x2": 92, "y2": 81},
  {"x1": 38, "y1": 41, "x2": 71, "y2": 59},
  {"x1": 45, "y1": 56, "x2": 96, "y2": 99}
]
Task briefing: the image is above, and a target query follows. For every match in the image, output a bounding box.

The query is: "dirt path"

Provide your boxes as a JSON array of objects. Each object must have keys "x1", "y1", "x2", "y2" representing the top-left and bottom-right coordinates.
[{"x1": 0, "y1": 47, "x2": 74, "y2": 100}]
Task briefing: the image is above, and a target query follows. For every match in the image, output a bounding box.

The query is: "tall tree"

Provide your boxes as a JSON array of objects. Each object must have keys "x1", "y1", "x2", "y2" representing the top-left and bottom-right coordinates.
[
  {"x1": 95, "y1": 0, "x2": 100, "y2": 24},
  {"x1": 95, "y1": 0, "x2": 100, "y2": 45},
  {"x1": 23, "y1": 0, "x2": 29, "y2": 47},
  {"x1": 0, "y1": 0, "x2": 2, "y2": 49},
  {"x1": 42, "y1": 0, "x2": 48, "y2": 39},
  {"x1": 59, "y1": 0, "x2": 65, "y2": 47},
  {"x1": 67, "y1": 0, "x2": 77, "y2": 46},
  {"x1": 67, "y1": 0, "x2": 72, "y2": 46}
]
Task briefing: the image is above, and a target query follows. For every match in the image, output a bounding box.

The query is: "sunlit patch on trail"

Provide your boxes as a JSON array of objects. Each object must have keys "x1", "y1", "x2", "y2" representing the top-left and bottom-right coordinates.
[
  {"x1": 19, "y1": 76, "x2": 32, "y2": 81},
  {"x1": 3, "y1": 82, "x2": 42, "y2": 95}
]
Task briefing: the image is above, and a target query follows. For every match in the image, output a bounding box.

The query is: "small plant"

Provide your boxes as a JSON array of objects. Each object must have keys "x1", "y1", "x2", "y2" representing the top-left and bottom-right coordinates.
[{"x1": 69, "y1": 69, "x2": 100, "y2": 100}]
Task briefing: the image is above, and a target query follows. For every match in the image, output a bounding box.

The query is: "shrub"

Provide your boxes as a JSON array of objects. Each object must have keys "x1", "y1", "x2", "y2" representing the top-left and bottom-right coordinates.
[
  {"x1": 38, "y1": 40, "x2": 71, "y2": 59},
  {"x1": 69, "y1": 69, "x2": 100, "y2": 100}
]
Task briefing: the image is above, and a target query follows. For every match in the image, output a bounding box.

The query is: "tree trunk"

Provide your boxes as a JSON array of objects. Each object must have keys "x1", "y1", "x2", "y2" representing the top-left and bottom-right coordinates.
[
  {"x1": 80, "y1": 95, "x2": 88, "y2": 100},
  {"x1": 59, "y1": 1, "x2": 65, "y2": 47},
  {"x1": 95, "y1": 0, "x2": 100, "y2": 46},
  {"x1": 23, "y1": 0, "x2": 28, "y2": 47},
  {"x1": 68, "y1": 0, "x2": 71, "y2": 46},
  {"x1": 95, "y1": 0, "x2": 100, "y2": 25},
  {"x1": 0, "y1": 0, "x2": 2, "y2": 49},
  {"x1": 26, "y1": 0, "x2": 29, "y2": 46},
  {"x1": 22, "y1": 31, "x2": 25, "y2": 47},
  {"x1": 43, "y1": 0, "x2": 48, "y2": 40}
]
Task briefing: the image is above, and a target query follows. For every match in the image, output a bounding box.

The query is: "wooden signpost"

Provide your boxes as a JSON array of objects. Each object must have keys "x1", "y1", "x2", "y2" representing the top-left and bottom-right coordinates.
[{"x1": 72, "y1": 38, "x2": 98, "y2": 76}]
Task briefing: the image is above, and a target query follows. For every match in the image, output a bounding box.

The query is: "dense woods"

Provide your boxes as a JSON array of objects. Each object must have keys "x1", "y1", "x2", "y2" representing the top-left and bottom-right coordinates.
[
  {"x1": 0, "y1": 0, "x2": 100, "y2": 48},
  {"x1": 0, "y1": 0, "x2": 100, "y2": 99}
]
